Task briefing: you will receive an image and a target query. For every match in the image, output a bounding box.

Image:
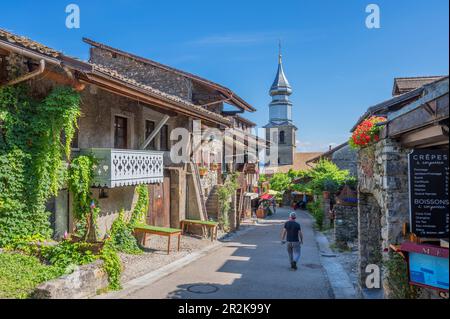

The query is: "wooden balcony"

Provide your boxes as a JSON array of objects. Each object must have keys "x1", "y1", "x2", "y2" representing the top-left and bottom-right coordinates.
[{"x1": 80, "y1": 148, "x2": 164, "y2": 188}]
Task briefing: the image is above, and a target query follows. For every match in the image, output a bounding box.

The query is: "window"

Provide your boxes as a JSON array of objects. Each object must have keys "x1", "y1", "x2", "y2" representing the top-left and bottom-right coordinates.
[
  {"x1": 279, "y1": 131, "x2": 285, "y2": 144},
  {"x1": 160, "y1": 124, "x2": 169, "y2": 151},
  {"x1": 114, "y1": 116, "x2": 128, "y2": 149},
  {"x1": 145, "y1": 120, "x2": 156, "y2": 150}
]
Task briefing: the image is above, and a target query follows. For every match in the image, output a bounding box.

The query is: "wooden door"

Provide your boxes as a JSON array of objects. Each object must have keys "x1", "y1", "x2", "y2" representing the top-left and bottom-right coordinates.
[{"x1": 147, "y1": 174, "x2": 171, "y2": 227}]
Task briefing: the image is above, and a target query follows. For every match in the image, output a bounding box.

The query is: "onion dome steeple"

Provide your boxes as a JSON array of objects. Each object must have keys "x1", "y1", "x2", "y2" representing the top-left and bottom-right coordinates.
[{"x1": 269, "y1": 46, "x2": 292, "y2": 96}]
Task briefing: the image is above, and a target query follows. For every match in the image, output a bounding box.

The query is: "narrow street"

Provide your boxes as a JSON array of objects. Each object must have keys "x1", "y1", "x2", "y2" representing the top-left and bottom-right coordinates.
[{"x1": 119, "y1": 208, "x2": 333, "y2": 299}]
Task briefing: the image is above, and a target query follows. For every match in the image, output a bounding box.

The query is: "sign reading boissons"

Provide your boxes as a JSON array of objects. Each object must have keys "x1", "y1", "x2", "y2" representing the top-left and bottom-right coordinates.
[{"x1": 408, "y1": 149, "x2": 449, "y2": 238}]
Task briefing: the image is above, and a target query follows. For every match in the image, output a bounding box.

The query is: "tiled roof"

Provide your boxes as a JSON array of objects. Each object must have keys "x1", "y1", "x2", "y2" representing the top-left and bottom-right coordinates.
[
  {"x1": 92, "y1": 64, "x2": 231, "y2": 124},
  {"x1": 306, "y1": 142, "x2": 349, "y2": 163},
  {"x1": 267, "y1": 152, "x2": 324, "y2": 173},
  {"x1": 393, "y1": 76, "x2": 445, "y2": 96},
  {"x1": 0, "y1": 28, "x2": 60, "y2": 58}
]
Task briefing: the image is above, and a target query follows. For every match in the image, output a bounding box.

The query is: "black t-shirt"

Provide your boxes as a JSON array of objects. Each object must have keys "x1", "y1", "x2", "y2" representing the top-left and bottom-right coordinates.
[{"x1": 284, "y1": 220, "x2": 301, "y2": 242}]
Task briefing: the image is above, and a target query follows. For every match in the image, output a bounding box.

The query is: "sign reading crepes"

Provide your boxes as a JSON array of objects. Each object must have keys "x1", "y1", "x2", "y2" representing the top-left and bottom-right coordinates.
[{"x1": 408, "y1": 149, "x2": 449, "y2": 238}]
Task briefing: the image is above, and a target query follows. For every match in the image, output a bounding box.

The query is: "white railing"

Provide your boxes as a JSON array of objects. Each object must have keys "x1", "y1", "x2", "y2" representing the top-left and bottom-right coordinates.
[{"x1": 80, "y1": 148, "x2": 164, "y2": 188}]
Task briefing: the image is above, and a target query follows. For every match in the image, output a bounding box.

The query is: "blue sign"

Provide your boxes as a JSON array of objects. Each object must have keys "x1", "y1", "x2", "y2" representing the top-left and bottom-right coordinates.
[{"x1": 409, "y1": 252, "x2": 449, "y2": 290}]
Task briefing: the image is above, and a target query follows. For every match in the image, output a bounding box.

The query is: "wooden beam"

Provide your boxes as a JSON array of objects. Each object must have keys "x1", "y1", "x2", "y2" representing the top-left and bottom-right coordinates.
[
  {"x1": 400, "y1": 125, "x2": 447, "y2": 147},
  {"x1": 0, "y1": 47, "x2": 10, "y2": 56},
  {"x1": 140, "y1": 115, "x2": 170, "y2": 149},
  {"x1": 41, "y1": 69, "x2": 85, "y2": 91}
]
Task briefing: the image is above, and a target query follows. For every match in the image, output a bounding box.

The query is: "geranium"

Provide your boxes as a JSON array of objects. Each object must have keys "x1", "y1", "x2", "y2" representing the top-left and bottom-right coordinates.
[{"x1": 349, "y1": 116, "x2": 386, "y2": 149}]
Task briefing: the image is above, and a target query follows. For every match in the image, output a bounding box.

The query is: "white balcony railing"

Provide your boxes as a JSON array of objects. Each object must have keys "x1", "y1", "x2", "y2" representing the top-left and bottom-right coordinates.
[{"x1": 80, "y1": 148, "x2": 164, "y2": 188}]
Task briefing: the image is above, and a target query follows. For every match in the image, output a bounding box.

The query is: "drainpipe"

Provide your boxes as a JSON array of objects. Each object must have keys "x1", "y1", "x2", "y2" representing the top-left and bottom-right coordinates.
[{"x1": 2, "y1": 59, "x2": 46, "y2": 86}]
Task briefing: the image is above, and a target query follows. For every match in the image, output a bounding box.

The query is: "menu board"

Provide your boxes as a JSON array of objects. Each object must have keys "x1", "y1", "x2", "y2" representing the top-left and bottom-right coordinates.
[{"x1": 408, "y1": 149, "x2": 449, "y2": 238}]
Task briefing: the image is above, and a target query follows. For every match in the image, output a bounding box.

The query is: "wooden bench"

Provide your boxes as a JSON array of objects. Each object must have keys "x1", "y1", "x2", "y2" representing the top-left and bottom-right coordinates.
[
  {"x1": 180, "y1": 219, "x2": 219, "y2": 242},
  {"x1": 134, "y1": 224, "x2": 182, "y2": 255}
]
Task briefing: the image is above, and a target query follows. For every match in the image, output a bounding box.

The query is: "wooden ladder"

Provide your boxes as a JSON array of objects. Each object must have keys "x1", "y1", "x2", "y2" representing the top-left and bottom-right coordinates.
[{"x1": 191, "y1": 162, "x2": 208, "y2": 221}]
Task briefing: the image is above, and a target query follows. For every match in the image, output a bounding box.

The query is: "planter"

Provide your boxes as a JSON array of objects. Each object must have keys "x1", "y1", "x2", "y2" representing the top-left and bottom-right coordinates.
[
  {"x1": 198, "y1": 168, "x2": 208, "y2": 177},
  {"x1": 210, "y1": 163, "x2": 219, "y2": 170},
  {"x1": 256, "y1": 208, "x2": 266, "y2": 219}
]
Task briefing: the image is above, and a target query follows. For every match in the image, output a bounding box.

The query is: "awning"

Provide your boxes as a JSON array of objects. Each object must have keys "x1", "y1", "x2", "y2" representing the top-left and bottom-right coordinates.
[
  {"x1": 244, "y1": 192, "x2": 259, "y2": 199},
  {"x1": 260, "y1": 193, "x2": 274, "y2": 200}
]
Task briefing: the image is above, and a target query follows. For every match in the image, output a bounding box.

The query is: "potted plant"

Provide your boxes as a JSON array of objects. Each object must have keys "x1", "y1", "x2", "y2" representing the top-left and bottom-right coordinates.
[
  {"x1": 210, "y1": 162, "x2": 219, "y2": 170},
  {"x1": 198, "y1": 166, "x2": 208, "y2": 177}
]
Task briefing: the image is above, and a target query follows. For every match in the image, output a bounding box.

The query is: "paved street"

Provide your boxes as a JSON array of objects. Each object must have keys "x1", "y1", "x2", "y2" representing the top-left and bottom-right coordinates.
[{"x1": 121, "y1": 208, "x2": 333, "y2": 299}]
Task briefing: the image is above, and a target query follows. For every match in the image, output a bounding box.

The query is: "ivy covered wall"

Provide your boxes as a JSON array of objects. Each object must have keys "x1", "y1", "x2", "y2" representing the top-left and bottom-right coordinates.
[{"x1": 0, "y1": 84, "x2": 80, "y2": 246}]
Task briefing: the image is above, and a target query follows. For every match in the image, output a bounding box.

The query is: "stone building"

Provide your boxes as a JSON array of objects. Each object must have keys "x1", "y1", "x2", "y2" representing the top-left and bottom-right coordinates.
[
  {"x1": 306, "y1": 142, "x2": 358, "y2": 177},
  {"x1": 0, "y1": 29, "x2": 260, "y2": 239},
  {"x1": 351, "y1": 75, "x2": 449, "y2": 298}
]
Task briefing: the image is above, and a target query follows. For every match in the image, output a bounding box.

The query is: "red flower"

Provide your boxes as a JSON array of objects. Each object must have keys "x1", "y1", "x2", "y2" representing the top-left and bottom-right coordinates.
[{"x1": 350, "y1": 116, "x2": 386, "y2": 149}]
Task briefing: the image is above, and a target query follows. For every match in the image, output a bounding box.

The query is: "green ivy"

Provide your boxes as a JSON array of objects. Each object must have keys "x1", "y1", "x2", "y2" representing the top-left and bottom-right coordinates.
[
  {"x1": 100, "y1": 239, "x2": 122, "y2": 290},
  {"x1": 0, "y1": 85, "x2": 80, "y2": 247},
  {"x1": 129, "y1": 184, "x2": 149, "y2": 226},
  {"x1": 67, "y1": 155, "x2": 100, "y2": 241},
  {"x1": 110, "y1": 209, "x2": 142, "y2": 254},
  {"x1": 218, "y1": 173, "x2": 239, "y2": 231}
]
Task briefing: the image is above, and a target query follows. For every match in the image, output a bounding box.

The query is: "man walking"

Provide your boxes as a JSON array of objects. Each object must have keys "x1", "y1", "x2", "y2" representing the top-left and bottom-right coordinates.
[{"x1": 281, "y1": 212, "x2": 303, "y2": 270}]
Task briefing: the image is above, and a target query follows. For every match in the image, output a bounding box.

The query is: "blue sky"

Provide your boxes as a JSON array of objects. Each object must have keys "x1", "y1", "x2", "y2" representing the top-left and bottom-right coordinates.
[{"x1": 1, "y1": 0, "x2": 448, "y2": 151}]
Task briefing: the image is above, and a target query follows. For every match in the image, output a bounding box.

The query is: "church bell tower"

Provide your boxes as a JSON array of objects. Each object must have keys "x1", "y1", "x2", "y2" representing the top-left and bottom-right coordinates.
[{"x1": 264, "y1": 46, "x2": 297, "y2": 166}]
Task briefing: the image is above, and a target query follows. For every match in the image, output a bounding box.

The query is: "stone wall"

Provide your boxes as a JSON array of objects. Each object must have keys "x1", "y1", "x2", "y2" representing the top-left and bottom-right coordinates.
[
  {"x1": 357, "y1": 139, "x2": 411, "y2": 297},
  {"x1": 33, "y1": 260, "x2": 108, "y2": 299},
  {"x1": 90, "y1": 47, "x2": 193, "y2": 101},
  {"x1": 334, "y1": 204, "x2": 358, "y2": 249}
]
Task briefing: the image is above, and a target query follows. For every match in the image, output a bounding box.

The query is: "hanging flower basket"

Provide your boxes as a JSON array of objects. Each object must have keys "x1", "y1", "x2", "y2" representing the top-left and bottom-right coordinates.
[
  {"x1": 210, "y1": 163, "x2": 219, "y2": 170},
  {"x1": 349, "y1": 116, "x2": 386, "y2": 149}
]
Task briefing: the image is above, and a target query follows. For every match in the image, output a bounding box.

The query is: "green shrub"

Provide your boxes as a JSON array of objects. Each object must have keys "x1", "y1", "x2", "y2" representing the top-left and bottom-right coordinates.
[
  {"x1": 41, "y1": 240, "x2": 98, "y2": 272},
  {"x1": 384, "y1": 252, "x2": 422, "y2": 299},
  {"x1": 109, "y1": 210, "x2": 142, "y2": 254},
  {"x1": 306, "y1": 200, "x2": 324, "y2": 230},
  {"x1": 0, "y1": 252, "x2": 63, "y2": 299}
]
